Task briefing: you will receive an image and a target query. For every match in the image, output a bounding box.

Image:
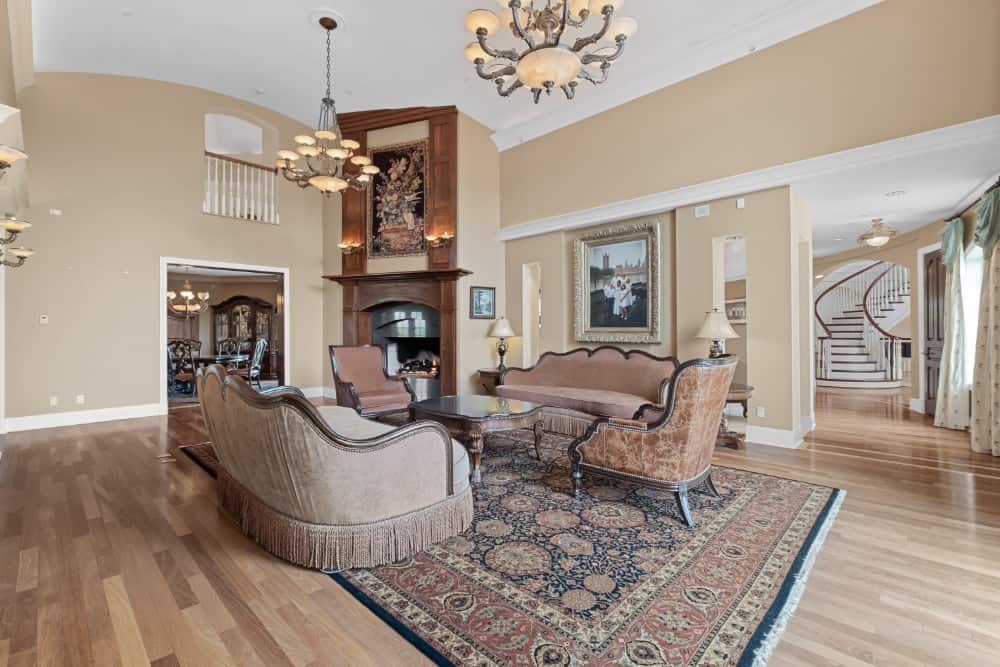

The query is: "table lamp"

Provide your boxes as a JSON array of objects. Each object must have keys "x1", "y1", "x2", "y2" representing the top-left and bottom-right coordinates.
[
  {"x1": 695, "y1": 307, "x2": 739, "y2": 358},
  {"x1": 488, "y1": 317, "x2": 517, "y2": 371}
]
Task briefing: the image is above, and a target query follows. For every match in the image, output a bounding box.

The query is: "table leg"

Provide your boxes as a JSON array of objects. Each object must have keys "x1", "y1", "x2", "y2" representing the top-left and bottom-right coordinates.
[
  {"x1": 467, "y1": 428, "x2": 484, "y2": 485},
  {"x1": 533, "y1": 420, "x2": 544, "y2": 460}
]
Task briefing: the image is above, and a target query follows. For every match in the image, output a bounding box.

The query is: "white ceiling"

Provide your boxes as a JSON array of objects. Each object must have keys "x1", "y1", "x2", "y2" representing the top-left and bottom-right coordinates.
[
  {"x1": 31, "y1": 0, "x2": 877, "y2": 148},
  {"x1": 795, "y1": 137, "x2": 1000, "y2": 257}
]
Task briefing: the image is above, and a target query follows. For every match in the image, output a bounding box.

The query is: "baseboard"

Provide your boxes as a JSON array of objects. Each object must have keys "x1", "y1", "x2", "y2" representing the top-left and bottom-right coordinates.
[
  {"x1": 300, "y1": 386, "x2": 337, "y2": 399},
  {"x1": 745, "y1": 425, "x2": 803, "y2": 449},
  {"x1": 800, "y1": 415, "x2": 816, "y2": 435},
  {"x1": 5, "y1": 402, "x2": 163, "y2": 433},
  {"x1": 908, "y1": 398, "x2": 925, "y2": 414}
]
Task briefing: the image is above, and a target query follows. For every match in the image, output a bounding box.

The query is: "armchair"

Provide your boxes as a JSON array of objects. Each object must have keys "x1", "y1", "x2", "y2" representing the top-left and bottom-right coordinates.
[
  {"x1": 196, "y1": 365, "x2": 473, "y2": 570},
  {"x1": 568, "y1": 357, "x2": 737, "y2": 528},
  {"x1": 329, "y1": 344, "x2": 417, "y2": 417}
]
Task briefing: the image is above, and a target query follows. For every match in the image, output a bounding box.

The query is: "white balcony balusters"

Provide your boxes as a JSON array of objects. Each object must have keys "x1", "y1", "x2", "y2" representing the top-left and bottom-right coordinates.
[{"x1": 203, "y1": 152, "x2": 278, "y2": 224}]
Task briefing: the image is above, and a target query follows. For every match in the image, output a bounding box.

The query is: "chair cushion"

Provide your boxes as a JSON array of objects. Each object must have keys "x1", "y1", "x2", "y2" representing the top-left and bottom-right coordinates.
[
  {"x1": 496, "y1": 384, "x2": 647, "y2": 419},
  {"x1": 317, "y1": 406, "x2": 470, "y2": 493},
  {"x1": 174, "y1": 372, "x2": 194, "y2": 381},
  {"x1": 357, "y1": 390, "x2": 411, "y2": 410}
]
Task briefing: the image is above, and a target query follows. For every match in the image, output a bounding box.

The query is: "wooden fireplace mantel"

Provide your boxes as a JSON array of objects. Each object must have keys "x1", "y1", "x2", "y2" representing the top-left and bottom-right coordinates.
[
  {"x1": 324, "y1": 268, "x2": 472, "y2": 395},
  {"x1": 322, "y1": 268, "x2": 471, "y2": 284}
]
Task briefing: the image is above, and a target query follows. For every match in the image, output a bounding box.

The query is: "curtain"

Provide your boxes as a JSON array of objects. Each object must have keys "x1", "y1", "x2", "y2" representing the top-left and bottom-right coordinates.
[
  {"x1": 934, "y1": 218, "x2": 968, "y2": 429},
  {"x1": 971, "y1": 189, "x2": 1000, "y2": 455}
]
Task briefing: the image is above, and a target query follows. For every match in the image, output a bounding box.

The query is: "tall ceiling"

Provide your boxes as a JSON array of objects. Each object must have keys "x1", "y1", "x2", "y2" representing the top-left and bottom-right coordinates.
[{"x1": 32, "y1": 0, "x2": 877, "y2": 148}]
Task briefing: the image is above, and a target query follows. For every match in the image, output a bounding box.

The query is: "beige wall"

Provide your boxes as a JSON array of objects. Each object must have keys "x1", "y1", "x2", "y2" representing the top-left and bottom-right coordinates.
[
  {"x1": 504, "y1": 212, "x2": 676, "y2": 367},
  {"x1": 322, "y1": 197, "x2": 343, "y2": 389},
  {"x1": 499, "y1": 0, "x2": 1000, "y2": 228},
  {"x1": 676, "y1": 187, "x2": 808, "y2": 434},
  {"x1": 0, "y1": 0, "x2": 15, "y2": 107},
  {"x1": 456, "y1": 113, "x2": 503, "y2": 394},
  {"x1": 9, "y1": 73, "x2": 326, "y2": 417}
]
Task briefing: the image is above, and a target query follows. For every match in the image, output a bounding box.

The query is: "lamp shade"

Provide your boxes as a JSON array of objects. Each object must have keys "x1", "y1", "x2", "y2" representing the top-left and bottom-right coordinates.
[
  {"x1": 488, "y1": 317, "x2": 516, "y2": 338},
  {"x1": 695, "y1": 309, "x2": 739, "y2": 340}
]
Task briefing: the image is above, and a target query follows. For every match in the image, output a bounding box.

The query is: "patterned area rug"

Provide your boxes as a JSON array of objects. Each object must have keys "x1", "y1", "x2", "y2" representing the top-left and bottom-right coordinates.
[{"x1": 180, "y1": 431, "x2": 843, "y2": 666}]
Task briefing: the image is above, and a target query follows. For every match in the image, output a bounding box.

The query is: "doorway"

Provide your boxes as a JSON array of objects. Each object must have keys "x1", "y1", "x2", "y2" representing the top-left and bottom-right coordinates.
[
  {"x1": 159, "y1": 257, "x2": 290, "y2": 413},
  {"x1": 521, "y1": 262, "x2": 542, "y2": 366}
]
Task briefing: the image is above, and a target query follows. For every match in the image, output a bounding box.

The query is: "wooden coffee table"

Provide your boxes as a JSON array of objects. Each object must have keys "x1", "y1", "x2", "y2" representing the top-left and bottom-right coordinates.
[{"x1": 409, "y1": 395, "x2": 544, "y2": 484}]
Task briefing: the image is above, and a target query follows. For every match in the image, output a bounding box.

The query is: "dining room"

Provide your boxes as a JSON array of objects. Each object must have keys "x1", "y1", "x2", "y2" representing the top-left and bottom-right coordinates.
[{"x1": 165, "y1": 262, "x2": 285, "y2": 408}]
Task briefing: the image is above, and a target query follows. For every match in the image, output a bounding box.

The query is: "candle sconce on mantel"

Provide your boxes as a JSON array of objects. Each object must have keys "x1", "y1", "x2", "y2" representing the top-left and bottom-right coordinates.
[
  {"x1": 425, "y1": 232, "x2": 454, "y2": 249},
  {"x1": 338, "y1": 241, "x2": 363, "y2": 255}
]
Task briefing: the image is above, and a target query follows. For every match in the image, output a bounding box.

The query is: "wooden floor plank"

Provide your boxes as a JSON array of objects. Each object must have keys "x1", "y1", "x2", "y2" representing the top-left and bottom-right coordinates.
[{"x1": 0, "y1": 387, "x2": 996, "y2": 666}]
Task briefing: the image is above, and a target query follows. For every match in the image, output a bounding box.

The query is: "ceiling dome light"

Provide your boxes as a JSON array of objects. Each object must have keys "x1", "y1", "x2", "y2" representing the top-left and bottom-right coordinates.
[
  {"x1": 857, "y1": 218, "x2": 898, "y2": 247},
  {"x1": 466, "y1": 9, "x2": 500, "y2": 35},
  {"x1": 885, "y1": 190, "x2": 906, "y2": 197}
]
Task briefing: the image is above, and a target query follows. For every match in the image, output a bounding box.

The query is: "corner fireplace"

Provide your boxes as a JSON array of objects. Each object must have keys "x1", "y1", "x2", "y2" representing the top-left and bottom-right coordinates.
[{"x1": 370, "y1": 302, "x2": 441, "y2": 401}]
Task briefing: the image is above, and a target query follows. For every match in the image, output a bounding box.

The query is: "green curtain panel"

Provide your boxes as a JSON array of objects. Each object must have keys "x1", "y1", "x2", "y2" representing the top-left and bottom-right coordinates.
[
  {"x1": 941, "y1": 217, "x2": 964, "y2": 266},
  {"x1": 974, "y1": 189, "x2": 1000, "y2": 254},
  {"x1": 972, "y1": 188, "x2": 1000, "y2": 455}
]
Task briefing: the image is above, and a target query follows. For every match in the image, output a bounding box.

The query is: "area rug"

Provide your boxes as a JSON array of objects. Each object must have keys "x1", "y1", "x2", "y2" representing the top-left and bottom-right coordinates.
[{"x1": 181, "y1": 431, "x2": 843, "y2": 666}]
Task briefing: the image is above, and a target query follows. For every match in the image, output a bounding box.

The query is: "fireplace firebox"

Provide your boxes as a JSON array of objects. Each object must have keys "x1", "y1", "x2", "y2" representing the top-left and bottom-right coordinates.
[{"x1": 370, "y1": 302, "x2": 441, "y2": 400}]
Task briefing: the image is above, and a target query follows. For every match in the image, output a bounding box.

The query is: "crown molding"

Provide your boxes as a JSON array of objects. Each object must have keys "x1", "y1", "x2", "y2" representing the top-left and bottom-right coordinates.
[
  {"x1": 490, "y1": 0, "x2": 880, "y2": 151},
  {"x1": 497, "y1": 114, "x2": 1000, "y2": 242}
]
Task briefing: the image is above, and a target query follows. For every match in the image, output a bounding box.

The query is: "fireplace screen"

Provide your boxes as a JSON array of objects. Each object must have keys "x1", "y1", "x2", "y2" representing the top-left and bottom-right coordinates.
[{"x1": 370, "y1": 302, "x2": 441, "y2": 400}]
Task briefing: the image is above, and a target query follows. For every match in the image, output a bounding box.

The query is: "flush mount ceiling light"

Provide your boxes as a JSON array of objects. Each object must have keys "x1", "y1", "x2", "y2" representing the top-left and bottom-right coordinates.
[
  {"x1": 464, "y1": 0, "x2": 637, "y2": 104},
  {"x1": 857, "y1": 218, "x2": 898, "y2": 247},
  {"x1": 275, "y1": 17, "x2": 380, "y2": 196}
]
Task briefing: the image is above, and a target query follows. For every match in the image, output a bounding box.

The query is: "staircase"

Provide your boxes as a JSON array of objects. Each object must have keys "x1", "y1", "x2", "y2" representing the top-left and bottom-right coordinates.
[{"x1": 815, "y1": 261, "x2": 910, "y2": 389}]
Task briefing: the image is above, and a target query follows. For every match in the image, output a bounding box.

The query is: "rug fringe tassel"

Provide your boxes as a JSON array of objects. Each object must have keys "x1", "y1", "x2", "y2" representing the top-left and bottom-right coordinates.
[
  {"x1": 750, "y1": 489, "x2": 846, "y2": 667},
  {"x1": 218, "y1": 469, "x2": 474, "y2": 570}
]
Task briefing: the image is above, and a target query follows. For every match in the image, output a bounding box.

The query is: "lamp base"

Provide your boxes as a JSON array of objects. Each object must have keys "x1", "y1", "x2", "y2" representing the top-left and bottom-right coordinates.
[
  {"x1": 496, "y1": 338, "x2": 509, "y2": 372},
  {"x1": 708, "y1": 340, "x2": 724, "y2": 358}
]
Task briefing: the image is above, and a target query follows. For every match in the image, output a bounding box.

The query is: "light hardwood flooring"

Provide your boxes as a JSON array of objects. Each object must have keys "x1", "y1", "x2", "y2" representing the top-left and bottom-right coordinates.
[{"x1": 1, "y1": 387, "x2": 998, "y2": 666}]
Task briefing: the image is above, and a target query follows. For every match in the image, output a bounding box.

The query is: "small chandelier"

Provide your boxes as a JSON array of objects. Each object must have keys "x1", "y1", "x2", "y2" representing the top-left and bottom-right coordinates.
[
  {"x1": 275, "y1": 17, "x2": 380, "y2": 195},
  {"x1": 0, "y1": 145, "x2": 27, "y2": 177},
  {"x1": 464, "y1": 0, "x2": 637, "y2": 103},
  {"x1": 167, "y1": 268, "x2": 210, "y2": 317},
  {"x1": 858, "y1": 218, "x2": 898, "y2": 247},
  {"x1": 0, "y1": 213, "x2": 35, "y2": 268}
]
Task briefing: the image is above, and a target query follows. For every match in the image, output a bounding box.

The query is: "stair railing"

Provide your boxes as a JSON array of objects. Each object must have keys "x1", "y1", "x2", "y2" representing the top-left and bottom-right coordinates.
[
  {"x1": 814, "y1": 261, "x2": 884, "y2": 337},
  {"x1": 203, "y1": 151, "x2": 279, "y2": 224},
  {"x1": 861, "y1": 264, "x2": 910, "y2": 381}
]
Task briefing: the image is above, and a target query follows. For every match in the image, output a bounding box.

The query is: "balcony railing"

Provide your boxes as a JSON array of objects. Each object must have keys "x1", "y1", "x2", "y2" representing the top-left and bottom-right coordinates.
[{"x1": 203, "y1": 151, "x2": 278, "y2": 224}]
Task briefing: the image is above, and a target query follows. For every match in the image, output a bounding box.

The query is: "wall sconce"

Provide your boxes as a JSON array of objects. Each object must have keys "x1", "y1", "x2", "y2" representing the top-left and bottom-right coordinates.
[
  {"x1": 0, "y1": 145, "x2": 27, "y2": 177},
  {"x1": 425, "y1": 232, "x2": 454, "y2": 249},
  {"x1": 338, "y1": 241, "x2": 362, "y2": 255}
]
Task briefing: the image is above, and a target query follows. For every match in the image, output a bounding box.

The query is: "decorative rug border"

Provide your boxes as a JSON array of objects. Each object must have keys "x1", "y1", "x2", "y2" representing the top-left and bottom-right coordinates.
[
  {"x1": 178, "y1": 442, "x2": 218, "y2": 477},
  {"x1": 737, "y1": 487, "x2": 845, "y2": 667}
]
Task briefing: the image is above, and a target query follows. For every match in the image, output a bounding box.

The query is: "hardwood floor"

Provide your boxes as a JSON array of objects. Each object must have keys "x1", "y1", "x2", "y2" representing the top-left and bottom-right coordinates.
[{"x1": 1, "y1": 387, "x2": 998, "y2": 666}]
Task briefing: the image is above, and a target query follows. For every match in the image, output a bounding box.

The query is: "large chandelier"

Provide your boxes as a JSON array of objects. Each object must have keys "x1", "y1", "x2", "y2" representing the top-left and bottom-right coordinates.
[
  {"x1": 167, "y1": 268, "x2": 210, "y2": 317},
  {"x1": 464, "y1": 0, "x2": 637, "y2": 103},
  {"x1": 858, "y1": 218, "x2": 898, "y2": 247},
  {"x1": 275, "y1": 17, "x2": 380, "y2": 195},
  {"x1": 0, "y1": 213, "x2": 35, "y2": 268},
  {"x1": 0, "y1": 145, "x2": 27, "y2": 176}
]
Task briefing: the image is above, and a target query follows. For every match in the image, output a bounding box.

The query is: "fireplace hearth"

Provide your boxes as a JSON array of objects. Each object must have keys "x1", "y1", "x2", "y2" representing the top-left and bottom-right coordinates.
[{"x1": 371, "y1": 302, "x2": 441, "y2": 400}]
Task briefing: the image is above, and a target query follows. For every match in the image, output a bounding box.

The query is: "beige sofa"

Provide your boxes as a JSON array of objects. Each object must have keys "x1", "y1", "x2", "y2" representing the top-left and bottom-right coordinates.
[
  {"x1": 496, "y1": 347, "x2": 678, "y2": 437},
  {"x1": 197, "y1": 365, "x2": 472, "y2": 571}
]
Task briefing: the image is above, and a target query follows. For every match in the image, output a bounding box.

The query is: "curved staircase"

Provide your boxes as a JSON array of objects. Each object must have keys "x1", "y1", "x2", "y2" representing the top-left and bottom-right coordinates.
[{"x1": 815, "y1": 261, "x2": 910, "y2": 389}]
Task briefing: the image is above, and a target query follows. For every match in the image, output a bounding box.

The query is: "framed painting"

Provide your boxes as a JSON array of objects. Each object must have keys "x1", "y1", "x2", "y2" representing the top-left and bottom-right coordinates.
[
  {"x1": 367, "y1": 139, "x2": 429, "y2": 258},
  {"x1": 573, "y1": 220, "x2": 661, "y2": 343},
  {"x1": 470, "y1": 286, "x2": 496, "y2": 320}
]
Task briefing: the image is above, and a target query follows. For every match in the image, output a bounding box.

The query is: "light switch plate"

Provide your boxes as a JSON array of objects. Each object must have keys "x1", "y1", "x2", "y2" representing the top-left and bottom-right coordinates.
[
  {"x1": 756, "y1": 406, "x2": 766, "y2": 418},
  {"x1": 694, "y1": 204, "x2": 711, "y2": 218},
  {"x1": 736, "y1": 198, "x2": 745, "y2": 209}
]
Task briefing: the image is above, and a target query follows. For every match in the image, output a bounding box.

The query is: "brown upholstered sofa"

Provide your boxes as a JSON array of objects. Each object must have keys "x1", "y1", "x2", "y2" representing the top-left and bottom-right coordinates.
[
  {"x1": 569, "y1": 357, "x2": 738, "y2": 527},
  {"x1": 496, "y1": 347, "x2": 678, "y2": 437},
  {"x1": 196, "y1": 365, "x2": 472, "y2": 571}
]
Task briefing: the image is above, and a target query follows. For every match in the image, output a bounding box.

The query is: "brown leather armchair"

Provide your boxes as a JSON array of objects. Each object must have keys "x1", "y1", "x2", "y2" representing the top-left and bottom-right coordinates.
[
  {"x1": 568, "y1": 357, "x2": 738, "y2": 528},
  {"x1": 329, "y1": 344, "x2": 416, "y2": 417}
]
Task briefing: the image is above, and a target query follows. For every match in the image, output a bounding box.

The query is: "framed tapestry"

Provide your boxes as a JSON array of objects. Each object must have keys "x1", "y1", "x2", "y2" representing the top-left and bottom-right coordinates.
[
  {"x1": 573, "y1": 220, "x2": 661, "y2": 343},
  {"x1": 367, "y1": 139, "x2": 428, "y2": 258},
  {"x1": 470, "y1": 286, "x2": 496, "y2": 320}
]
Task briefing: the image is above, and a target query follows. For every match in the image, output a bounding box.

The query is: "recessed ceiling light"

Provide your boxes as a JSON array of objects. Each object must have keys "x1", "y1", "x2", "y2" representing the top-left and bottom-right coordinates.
[
  {"x1": 885, "y1": 190, "x2": 906, "y2": 197},
  {"x1": 835, "y1": 237, "x2": 845, "y2": 241},
  {"x1": 121, "y1": 10, "x2": 134, "y2": 17},
  {"x1": 255, "y1": 88, "x2": 265, "y2": 95},
  {"x1": 748, "y1": 45, "x2": 757, "y2": 53}
]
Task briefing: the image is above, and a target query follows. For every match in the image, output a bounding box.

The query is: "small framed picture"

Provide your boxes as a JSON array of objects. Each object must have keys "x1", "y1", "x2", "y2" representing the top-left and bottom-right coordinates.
[{"x1": 470, "y1": 286, "x2": 496, "y2": 320}]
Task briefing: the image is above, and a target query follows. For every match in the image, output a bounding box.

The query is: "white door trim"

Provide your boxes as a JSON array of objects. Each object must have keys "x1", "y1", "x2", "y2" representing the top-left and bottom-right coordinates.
[
  {"x1": 912, "y1": 241, "x2": 942, "y2": 414},
  {"x1": 159, "y1": 257, "x2": 291, "y2": 415}
]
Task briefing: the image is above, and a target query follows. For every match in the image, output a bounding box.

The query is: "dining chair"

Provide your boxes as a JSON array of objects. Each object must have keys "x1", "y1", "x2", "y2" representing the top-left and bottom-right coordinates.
[
  {"x1": 229, "y1": 338, "x2": 268, "y2": 389},
  {"x1": 166, "y1": 339, "x2": 196, "y2": 395}
]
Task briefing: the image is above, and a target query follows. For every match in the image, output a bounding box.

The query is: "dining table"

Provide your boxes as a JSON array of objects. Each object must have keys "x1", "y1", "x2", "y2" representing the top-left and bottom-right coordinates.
[{"x1": 192, "y1": 354, "x2": 250, "y2": 367}]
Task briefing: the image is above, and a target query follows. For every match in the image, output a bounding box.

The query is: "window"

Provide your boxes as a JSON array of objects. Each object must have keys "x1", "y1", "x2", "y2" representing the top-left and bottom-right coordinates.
[{"x1": 960, "y1": 244, "x2": 984, "y2": 385}]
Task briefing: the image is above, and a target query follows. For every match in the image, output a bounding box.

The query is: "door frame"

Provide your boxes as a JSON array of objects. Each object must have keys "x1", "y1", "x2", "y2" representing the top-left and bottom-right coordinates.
[
  {"x1": 159, "y1": 256, "x2": 291, "y2": 414},
  {"x1": 914, "y1": 241, "x2": 942, "y2": 413}
]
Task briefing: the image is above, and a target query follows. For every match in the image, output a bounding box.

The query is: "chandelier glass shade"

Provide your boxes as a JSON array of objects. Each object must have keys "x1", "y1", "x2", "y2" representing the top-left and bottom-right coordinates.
[
  {"x1": 166, "y1": 276, "x2": 210, "y2": 317},
  {"x1": 275, "y1": 18, "x2": 379, "y2": 195},
  {"x1": 857, "y1": 218, "x2": 898, "y2": 247},
  {"x1": 465, "y1": 0, "x2": 637, "y2": 103},
  {"x1": 0, "y1": 144, "x2": 27, "y2": 173},
  {"x1": 0, "y1": 213, "x2": 35, "y2": 268}
]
